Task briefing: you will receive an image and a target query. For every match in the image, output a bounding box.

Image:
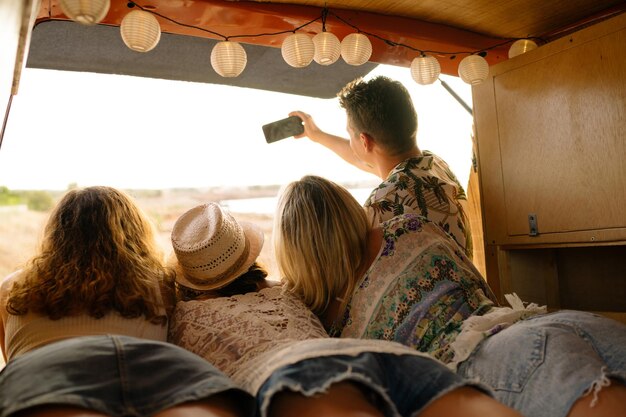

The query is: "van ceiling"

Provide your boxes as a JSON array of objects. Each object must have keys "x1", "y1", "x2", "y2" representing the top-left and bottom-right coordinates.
[{"x1": 27, "y1": 0, "x2": 626, "y2": 98}]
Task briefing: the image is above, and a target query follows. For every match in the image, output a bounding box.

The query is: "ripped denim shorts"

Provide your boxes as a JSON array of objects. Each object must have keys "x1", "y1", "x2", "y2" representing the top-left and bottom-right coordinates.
[
  {"x1": 456, "y1": 310, "x2": 626, "y2": 417},
  {"x1": 0, "y1": 334, "x2": 255, "y2": 417},
  {"x1": 257, "y1": 350, "x2": 490, "y2": 417}
]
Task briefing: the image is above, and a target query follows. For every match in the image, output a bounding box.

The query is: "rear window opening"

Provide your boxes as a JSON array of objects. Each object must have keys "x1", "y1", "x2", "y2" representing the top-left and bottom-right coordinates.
[{"x1": 0, "y1": 63, "x2": 473, "y2": 281}]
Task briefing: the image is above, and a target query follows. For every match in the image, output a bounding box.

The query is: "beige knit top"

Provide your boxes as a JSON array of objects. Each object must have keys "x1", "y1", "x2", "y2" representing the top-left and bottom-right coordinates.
[
  {"x1": 1, "y1": 270, "x2": 167, "y2": 362},
  {"x1": 4, "y1": 312, "x2": 167, "y2": 361}
]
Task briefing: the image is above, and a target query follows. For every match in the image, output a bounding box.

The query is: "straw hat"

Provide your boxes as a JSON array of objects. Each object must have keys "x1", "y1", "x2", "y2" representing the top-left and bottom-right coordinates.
[{"x1": 170, "y1": 203, "x2": 264, "y2": 290}]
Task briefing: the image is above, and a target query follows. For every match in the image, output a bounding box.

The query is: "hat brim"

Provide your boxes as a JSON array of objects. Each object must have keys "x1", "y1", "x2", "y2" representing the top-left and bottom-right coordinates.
[{"x1": 171, "y1": 221, "x2": 264, "y2": 291}]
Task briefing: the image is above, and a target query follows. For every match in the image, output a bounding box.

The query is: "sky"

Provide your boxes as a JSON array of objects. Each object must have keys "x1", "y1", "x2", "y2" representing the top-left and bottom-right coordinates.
[{"x1": 0, "y1": 64, "x2": 474, "y2": 191}]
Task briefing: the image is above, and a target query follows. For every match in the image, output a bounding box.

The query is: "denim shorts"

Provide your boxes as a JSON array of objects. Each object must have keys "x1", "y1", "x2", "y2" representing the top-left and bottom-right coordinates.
[
  {"x1": 0, "y1": 335, "x2": 255, "y2": 417},
  {"x1": 257, "y1": 351, "x2": 491, "y2": 417},
  {"x1": 457, "y1": 310, "x2": 626, "y2": 417}
]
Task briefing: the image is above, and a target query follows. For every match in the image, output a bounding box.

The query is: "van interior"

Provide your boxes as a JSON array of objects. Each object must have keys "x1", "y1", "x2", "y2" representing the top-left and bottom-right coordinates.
[{"x1": 1, "y1": 0, "x2": 625, "y2": 335}]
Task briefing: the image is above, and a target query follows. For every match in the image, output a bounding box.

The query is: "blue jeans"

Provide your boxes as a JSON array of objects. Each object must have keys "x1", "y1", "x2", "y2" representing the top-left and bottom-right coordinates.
[
  {"x1": 457, "y1": 310, "x2": 626, "y2": 417},
  {"x1": 258, "y1": 351, "x2": 491, "y2": 417},
  {"x1": 0, "y1": 335, "x2": 255, "y2": 417}
]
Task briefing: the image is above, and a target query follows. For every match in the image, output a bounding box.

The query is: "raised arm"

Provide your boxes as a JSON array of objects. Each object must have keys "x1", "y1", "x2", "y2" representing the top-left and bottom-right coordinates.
[{"x1": 289, "y1": 111, "x2": 377, "y2": 176}]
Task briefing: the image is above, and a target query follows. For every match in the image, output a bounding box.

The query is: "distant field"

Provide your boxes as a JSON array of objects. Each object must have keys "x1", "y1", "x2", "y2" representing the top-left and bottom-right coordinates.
[{"x1": 0, "y1": 189, "x2": 279, "y2": 280}]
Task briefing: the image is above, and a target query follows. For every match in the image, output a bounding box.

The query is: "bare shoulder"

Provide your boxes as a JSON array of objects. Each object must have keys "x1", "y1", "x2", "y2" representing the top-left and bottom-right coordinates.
[{"x1": 0, "y1": 270, "x2": 23, "y2": 298}]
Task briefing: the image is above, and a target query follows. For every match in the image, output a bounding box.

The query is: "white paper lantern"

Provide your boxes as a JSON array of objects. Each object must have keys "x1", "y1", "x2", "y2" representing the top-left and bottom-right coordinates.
[
  {"x1": 121, "y1": 10, "x2": 161, "y2": 53},
  {"x1": 59, "y1": 0, "x2": 110, "y2": 25},
  {"x1": 410, "y1": 55, "x2": 441, "y2": 85},
  {"x1": 508, "y1": 39, "x2": 538, "y2": 58},
  {"x1": 458, "y1": 55, "x2": 490, "y2": 85},
  {"x1": 281, "y1": 33, "x2": 315, "y2": 68},
  {"x1": 312, "y1": 32, "x2": 341, "y2": 65},
  {"x1": 211, "y1": 41, "x2": 247, "y2": 77},
  {"x1": 341, "y1": 33, "x2": 372, "y2": 66}
]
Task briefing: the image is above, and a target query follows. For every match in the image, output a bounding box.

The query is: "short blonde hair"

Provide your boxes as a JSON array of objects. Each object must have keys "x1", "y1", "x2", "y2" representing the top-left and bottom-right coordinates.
[{"x1": 273, "y1": 175, "x2": 369, "y2": 317}]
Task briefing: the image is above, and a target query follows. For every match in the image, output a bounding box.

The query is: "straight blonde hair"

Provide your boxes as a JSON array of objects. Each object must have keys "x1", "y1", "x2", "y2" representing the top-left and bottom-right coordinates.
[{"x1": 273, "y1": 175, "x2": 369, "y2": 317}]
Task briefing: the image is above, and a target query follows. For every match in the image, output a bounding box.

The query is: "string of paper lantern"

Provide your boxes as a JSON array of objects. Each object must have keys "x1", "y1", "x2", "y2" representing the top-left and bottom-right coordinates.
[{"x1": 58, "y1": 0, "x2": 542, "y2": 85}]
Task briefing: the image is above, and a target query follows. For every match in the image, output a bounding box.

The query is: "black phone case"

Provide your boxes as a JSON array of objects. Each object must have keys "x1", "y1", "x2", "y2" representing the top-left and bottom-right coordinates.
[{"x1": 262, "y1": 116, "x2": 304, "y2": 143}]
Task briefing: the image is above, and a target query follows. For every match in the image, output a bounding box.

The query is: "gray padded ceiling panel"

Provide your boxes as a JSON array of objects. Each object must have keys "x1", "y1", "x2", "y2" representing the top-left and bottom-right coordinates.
[{"x1": 26, "y1": 20, "x2": 378, "y2": 99}]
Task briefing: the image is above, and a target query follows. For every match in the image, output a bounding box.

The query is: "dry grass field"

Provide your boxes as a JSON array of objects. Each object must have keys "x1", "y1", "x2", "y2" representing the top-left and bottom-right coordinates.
[{"x1": 0, "y1": 188, "x2": 280, "y2": 281}]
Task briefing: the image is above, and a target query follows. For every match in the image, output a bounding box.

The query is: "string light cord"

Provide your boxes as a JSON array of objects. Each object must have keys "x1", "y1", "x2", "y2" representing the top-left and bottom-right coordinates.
[
  {"x1": 328, "y1": 10, "x2": 544, "y2": 57},
  {"x1": 127, "y1": 1, "x2": 321, "y2": 41},
  {"x1": 127, "y1": 1, "x2": 542, "y2": 57}
]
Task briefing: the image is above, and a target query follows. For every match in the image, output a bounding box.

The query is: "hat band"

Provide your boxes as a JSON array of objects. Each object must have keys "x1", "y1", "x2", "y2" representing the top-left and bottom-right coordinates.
[{"x1": 182, "y1": 236, "x2": 250, "y2": 288}]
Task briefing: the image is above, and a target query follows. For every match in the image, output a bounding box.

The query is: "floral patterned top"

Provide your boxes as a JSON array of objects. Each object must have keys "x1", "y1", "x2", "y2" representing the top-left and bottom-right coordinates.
[
  {"x1": 331, "y1": 214, "x2": 496, "y2": 364},
  {"x1": 364, "y1": 151, "x2": 472, "y2": 258}
]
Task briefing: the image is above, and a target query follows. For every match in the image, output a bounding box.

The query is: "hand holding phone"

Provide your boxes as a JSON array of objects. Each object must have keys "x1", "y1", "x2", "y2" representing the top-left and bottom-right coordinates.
[{"x1": 262, "y1": 116, "x2": 304, "y2": 143}]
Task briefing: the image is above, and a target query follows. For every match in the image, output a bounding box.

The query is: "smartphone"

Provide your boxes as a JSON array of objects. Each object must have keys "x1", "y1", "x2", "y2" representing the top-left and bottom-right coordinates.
[{"x1": 262, "y1": 115, "x2": 304, "y2": 143}]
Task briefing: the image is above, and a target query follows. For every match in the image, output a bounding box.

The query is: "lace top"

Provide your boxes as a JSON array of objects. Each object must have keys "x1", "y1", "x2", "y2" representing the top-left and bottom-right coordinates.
[
  {"x1": 169, "y1": 285, "x2": 444, "y2": 393},
  {"x1": 168, "y1": 286, "x2": 328, "y2": 390}
]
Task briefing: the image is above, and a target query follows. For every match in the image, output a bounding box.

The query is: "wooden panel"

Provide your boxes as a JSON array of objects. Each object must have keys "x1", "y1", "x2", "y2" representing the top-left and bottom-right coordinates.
[
  {"x1": 474, "y1": 13, "x2": 626, "y2": 246},
  {"x1": 466, "y1": 149, "x2": 487, "y2": 277},
  {"x1": 496, "y1": 28, "x2": 626, "y2": 236},
  {"x1": 473, "y1": 76, "x2": 507, "y2": 246},
  {"x1": 502, "y1": 246, "x2": 626, "y2": 324},
  {"x1": 557, "y1": 246, "x2": 626, "y2": 311},
  {"x1": 506, "y1": 249, "x2": 560, "y2": 307},
  {"x1": 484, "y1": 244, "x2": 504, "y2": 303},
  {"x1": 253, "y1": 0, "x2": 626, "y2": 38}
]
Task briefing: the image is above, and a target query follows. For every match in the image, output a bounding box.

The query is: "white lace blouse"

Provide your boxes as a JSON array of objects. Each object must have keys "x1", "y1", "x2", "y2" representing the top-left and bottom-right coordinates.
[{"x1": 168, "y1": 285, "x2": 428, "y2": 393}]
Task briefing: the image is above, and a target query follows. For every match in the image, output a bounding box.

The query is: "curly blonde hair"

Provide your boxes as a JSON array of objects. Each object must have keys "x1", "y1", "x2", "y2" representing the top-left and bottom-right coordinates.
[
  {"x1": 7, "y1": 186, "x2": 173, "y2": 324},
  {"x1": 273, "y1": 175, "x2": 369, "y2": 317}
]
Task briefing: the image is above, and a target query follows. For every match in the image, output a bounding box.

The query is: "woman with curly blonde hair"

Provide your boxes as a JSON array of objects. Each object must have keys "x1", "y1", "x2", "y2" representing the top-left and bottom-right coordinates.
[
  {"x1": 4, "y1": 186, "x2": 170, "y2": 326},
  {"x1": 0, "y1": 186, "x2": 255, "y2": 417}
]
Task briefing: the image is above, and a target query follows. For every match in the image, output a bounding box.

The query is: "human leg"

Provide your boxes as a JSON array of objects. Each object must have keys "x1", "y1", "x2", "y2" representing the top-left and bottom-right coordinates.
[
  {"x1": 269, "y1": 382, "x2": 386, "y2": 417},
  {"x1": 12, "y1": 405, "x2": 109, "y2": 417},
  {"x1": 0, "y1": 335, "x2": 255, "y2": 417},
  {"x1": 368, "y1": 353, "x2": 521, "y2": 417},
  {"x1": 419, "y1": 387, "x2": 523, "y2": 417},
  {"x1": 541, "y1": 311, "x2": 626, "y2": 417},
  {"x1": 567, "y1": 383, "x2": 626, "y2": 417},
  {"x1": 153, "y1": 395, "x2": 247, "y2": 417},
  {"x1": 457, "y1": 310, "x2": 626, "y2": 417},
  {"x1": 257, "y1": 339, "x2": 517, "y2": 417},
  {"x1": 14, "y1": 400, "x2": 247, "y2": 417}
]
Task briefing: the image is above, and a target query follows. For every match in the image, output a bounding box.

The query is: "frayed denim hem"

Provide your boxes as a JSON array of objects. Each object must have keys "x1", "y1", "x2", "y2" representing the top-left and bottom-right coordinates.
[
  {"x1": 258, "y1": 366, "x2": 400, "y2": 417},
  {"x1": 579, "y1": 367, "x2": 626, "y2": 408}
]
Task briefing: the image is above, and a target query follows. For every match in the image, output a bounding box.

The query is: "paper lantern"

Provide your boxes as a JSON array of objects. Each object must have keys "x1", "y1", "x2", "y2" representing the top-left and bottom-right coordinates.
[
  {"x1": 508, "y1": 39, "x2": 538, "y2": 58},
  {"x1": 458, "y1": 55, "x2": 489, "y2": 85},
  {"x1": 312, "y1": 32, "x2": 341, "y2": 65},
  {"x1": 211, "y1": 41, "x2": 247, "y2": 77},
  {"x1": 59, "y1": 0, "x2": 110, "y2": 25},
  {"x1": 410, "y1": 55, "x2": 441, "y2": 85},
  {"x1": 282, "y1": 33, "x2": 315, "y2": 68},
  {"x1": 121, "y1": 10, "x2": 161, "y2": 53},
  {"x1": 341, "y1": 33, "x2": 372, "y2": 66}
]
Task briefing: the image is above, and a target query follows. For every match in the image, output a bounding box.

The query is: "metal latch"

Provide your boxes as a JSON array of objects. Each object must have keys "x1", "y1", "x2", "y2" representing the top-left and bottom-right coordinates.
[{"x1": 528, "y1": 214, "x2": 538, "y2": 236}]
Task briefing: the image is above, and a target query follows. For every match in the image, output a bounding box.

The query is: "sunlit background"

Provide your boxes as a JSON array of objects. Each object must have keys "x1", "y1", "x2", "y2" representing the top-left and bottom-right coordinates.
[{"x1": 0, "y1": 64, "x2": 473, "y2": 192}]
